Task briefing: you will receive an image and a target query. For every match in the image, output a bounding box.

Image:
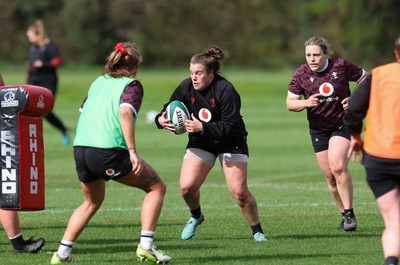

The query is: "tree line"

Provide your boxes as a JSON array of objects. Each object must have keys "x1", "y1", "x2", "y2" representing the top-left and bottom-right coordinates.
[{"x1": 0, "y1": 0, "x2": 398, "y2": 69}]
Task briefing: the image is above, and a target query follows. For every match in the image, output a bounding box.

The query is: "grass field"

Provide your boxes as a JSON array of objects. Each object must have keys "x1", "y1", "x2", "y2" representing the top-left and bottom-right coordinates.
[{"x1": 0, "y1": 64, "x2": 383, "y2": 264}]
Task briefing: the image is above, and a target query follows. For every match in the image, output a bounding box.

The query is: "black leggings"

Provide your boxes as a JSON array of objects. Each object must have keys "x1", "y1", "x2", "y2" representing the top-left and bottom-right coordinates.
[
  {"x1": 28, "y1": 75, "x2": 67, "y2": 133},
  {"x1": 45, "y1": 112, "x2": 67, "y2": 133}
]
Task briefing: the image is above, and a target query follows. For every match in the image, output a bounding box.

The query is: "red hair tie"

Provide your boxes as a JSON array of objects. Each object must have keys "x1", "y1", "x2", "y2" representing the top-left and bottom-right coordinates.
[{"x1": 115, "y1": 43, "x2": 127, "y2": 56}]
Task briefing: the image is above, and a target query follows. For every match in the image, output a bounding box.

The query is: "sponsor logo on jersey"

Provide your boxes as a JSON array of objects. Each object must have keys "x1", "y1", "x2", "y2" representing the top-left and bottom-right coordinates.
[
  {"x1": 318, "y1": 96, "x2": 339, "y2": 103},
  {"x1": 319, "y1": 82, "x2": 334, "y2": 97},
  {"x1": 199, "y1": 108, "x2": 212, "y2": 122}
]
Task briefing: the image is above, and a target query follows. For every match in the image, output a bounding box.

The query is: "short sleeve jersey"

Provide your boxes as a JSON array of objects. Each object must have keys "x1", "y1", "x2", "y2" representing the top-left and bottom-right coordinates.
[
  {"x1": 288, "y1": 57, "x2": 364, "y2": 130},
  {"x1": 120, "y1": 80, "x2": 144, "y2": 117}
]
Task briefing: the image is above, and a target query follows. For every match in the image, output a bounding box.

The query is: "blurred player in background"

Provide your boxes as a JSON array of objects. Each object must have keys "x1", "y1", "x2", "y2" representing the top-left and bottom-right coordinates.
[
  {"x1": 286, "y1": 36, "x2": 366, "y2": 231},
  {"x1": 50, "y1": 42, "x2": 171, "y2": 264},
  {"x1": 26, "y1": 19, "x2": 69, "y2": 145},
  {"x1": 156, "y1": 45, "x2": 267, "y2": 242},
  {"x1": 0, "y1": 73, "x2": 45, "y2": 254},
  {"x1": 345, "y1": 36, "x2": 400, "y2": 265}
]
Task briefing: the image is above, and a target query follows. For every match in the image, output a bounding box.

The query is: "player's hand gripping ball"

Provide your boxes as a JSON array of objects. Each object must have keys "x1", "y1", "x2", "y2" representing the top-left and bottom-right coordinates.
[{"x1": 166, "y1": 100, "x2": 190, "y2": 135}]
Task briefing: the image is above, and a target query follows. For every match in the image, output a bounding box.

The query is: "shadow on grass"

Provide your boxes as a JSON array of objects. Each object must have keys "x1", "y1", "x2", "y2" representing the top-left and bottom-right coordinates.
[{"x1": 274, "y1": 231, "x2": 380, "y2": 240}]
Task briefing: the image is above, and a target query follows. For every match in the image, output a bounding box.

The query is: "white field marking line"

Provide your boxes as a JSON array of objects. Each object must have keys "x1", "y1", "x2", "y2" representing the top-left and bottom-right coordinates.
[
  {"x1": 48, "y1": 183, "x2": 330, "y2": 192},
  {"x1": 21, "y1": 201, "x2": 377, "y2": 215},
  {"x1": 51, "y1": 181, "x2": 371, "y2": 192}
]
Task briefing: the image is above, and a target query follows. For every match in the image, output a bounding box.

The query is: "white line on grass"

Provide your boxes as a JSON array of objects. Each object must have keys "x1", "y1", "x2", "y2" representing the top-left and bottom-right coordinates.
[{"x1": 21, "y1": 200, "x2": 377, "y2": 215}]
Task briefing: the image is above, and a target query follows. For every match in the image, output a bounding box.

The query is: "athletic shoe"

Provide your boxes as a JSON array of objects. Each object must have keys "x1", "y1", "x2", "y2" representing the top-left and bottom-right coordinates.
[
  {"x1": 338, "y1": 217, "x2": 345, "y2": 230},
  {"x1": 136, "y1": 244, "x2": 171, "y2": 264},
  {"x1": 181, "y1": 214, "x2": 204, "y2": 240},
  {"x1": 62, "y1": 133, "x2": 69, "y2": 146},
  {"x1": 253, "y1": 232, "x2": 268, "y2": 242},
  {"x1": 14, "y1": 236, "x2": 45, "y2": 254},
  {"x1": 343, "y1": 211, "x2": 357, "y2": 231},
  {"x1": 50, "y1": 252, "x2": 79, "y2": 264}
]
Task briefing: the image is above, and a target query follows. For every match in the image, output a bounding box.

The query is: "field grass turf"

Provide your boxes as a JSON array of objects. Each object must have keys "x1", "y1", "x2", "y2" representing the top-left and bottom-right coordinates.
[{"x1": 0, "y1": 64, "x2": 383, "y2": 264}]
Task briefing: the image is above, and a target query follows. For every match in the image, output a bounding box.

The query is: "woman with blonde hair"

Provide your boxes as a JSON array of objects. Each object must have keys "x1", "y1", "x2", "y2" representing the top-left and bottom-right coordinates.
[
  {"x1": 26, "y1": 19, "x2": 69, "y2": 145},
  {"x1": 286, "y1": 36, "x2": 367, "y2": 231}
]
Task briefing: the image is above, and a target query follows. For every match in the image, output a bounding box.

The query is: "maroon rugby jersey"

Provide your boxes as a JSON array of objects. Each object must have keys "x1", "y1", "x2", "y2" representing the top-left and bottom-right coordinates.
[
  {"x1": 288, "y1": 58, "x2": 364, "y2": 130},
  {"x1": 120, "y1": 80, "x2": 143, "y2": 116}
]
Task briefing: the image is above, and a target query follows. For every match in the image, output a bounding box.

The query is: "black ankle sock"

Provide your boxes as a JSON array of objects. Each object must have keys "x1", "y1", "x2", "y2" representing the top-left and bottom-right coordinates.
[
  {"x1": 251, "y1": 223, "x2": 264, "y2": 235},
  {"x1": 190, "y1": 207, "x2": 202, "y2": 219},
  {"x1": 10, "y1": 234, "x2": 25, "y2": 251},
  {"x1": 385, "y1": 256, "x2": 398, "y2": 265},
  {"x1": 344, "y1": 208, "x2": 354, "y2": 216}
]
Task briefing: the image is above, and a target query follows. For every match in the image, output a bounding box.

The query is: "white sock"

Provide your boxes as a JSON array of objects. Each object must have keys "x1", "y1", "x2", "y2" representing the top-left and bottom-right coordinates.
[
  {"x1": 57, "y1": 240, "x2": 74, "y2": 258},
  {"x1": 140, "y1": 230, "x2": 154, "y2": 250}
]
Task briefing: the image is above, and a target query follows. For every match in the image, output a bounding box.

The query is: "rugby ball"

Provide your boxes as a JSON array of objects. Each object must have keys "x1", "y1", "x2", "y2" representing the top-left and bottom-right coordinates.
[{"x1": 166, "y1": 100, "x2": 190, "y2": 135}]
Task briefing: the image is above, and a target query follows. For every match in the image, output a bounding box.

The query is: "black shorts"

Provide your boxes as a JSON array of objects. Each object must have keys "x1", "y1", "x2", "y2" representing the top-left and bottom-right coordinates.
[
  {"x1": 366, "y1": 167, "x2": 400, "y2": 198},
  {"x1": 363, "y1": 153, "x2": 400, "y2": 198},
  {"x1": 74, "y1": 146, "x2": 132, "y2": 183},
  {"x1": 309, "y1": 126, "x2": 350, "y2": 153}
]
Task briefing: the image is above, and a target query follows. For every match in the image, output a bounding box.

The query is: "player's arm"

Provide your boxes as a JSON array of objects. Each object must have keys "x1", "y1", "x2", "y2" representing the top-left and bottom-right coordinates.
[
  {"x1": 120, "y1": 81, "x2": 144, "y2": 175},
  {"x1": 344, "y1": 75, "x2": 371, "y2": 161},
  {"x1": 120, "y1": 105, "x2": 142, "y2": 175},
  {"x1": 35, "y1": 44, "x2": 63, "y2": 69},
  {"x1": 341, "y1": 67, "x2": 367, "y2": 110},
  {"x1": 344, "y1": 74, "x2": 372, "y2": 136},
  {"x1": 286, "y1": 92, "x2": 322, "y2": 112},
  {"x1": 120, "y1": 106, "x2": 136, "y2": 150},
  {"x1": 155, "y1": 82, "x2": 186, "y2": 131},
  {"x1": 356, "y1": 69, "x2": 367, "y2": 85},
  {"x1": 348, "y1": 134, "x2": 364, "y2": 162}
]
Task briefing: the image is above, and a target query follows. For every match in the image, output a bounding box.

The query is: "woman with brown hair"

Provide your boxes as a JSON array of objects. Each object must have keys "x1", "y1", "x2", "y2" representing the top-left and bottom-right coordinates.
[
  {"x1": 50, "y1": 42, "x2": 171, "y2": 264},
  {"x1": 156, "y1": 45, "x2": 267, "y2": 242}
]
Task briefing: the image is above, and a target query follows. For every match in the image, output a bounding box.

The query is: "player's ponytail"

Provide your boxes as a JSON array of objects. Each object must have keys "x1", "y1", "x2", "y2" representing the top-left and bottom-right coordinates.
[
  {"x1": 103, "y1": 42, "x2": 143, "y2": 78},
  {"x1": 191, "y1": 45, "x2": 226, "y2": 74}
]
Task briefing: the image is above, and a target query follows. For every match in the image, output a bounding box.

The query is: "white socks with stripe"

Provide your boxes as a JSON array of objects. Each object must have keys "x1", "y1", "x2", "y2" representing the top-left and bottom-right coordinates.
[
  {"x1": 57, "y1": 240, "x2": 74, "y2": 258},
  {"x1": 140, "y1": 230, "x2": 154, "y2": 250}
]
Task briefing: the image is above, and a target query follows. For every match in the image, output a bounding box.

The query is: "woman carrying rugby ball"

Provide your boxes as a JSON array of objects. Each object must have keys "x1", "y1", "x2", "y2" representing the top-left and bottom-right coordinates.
[{"x1": 156, "y1": 45, "x2": 267, "y2": 242}]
